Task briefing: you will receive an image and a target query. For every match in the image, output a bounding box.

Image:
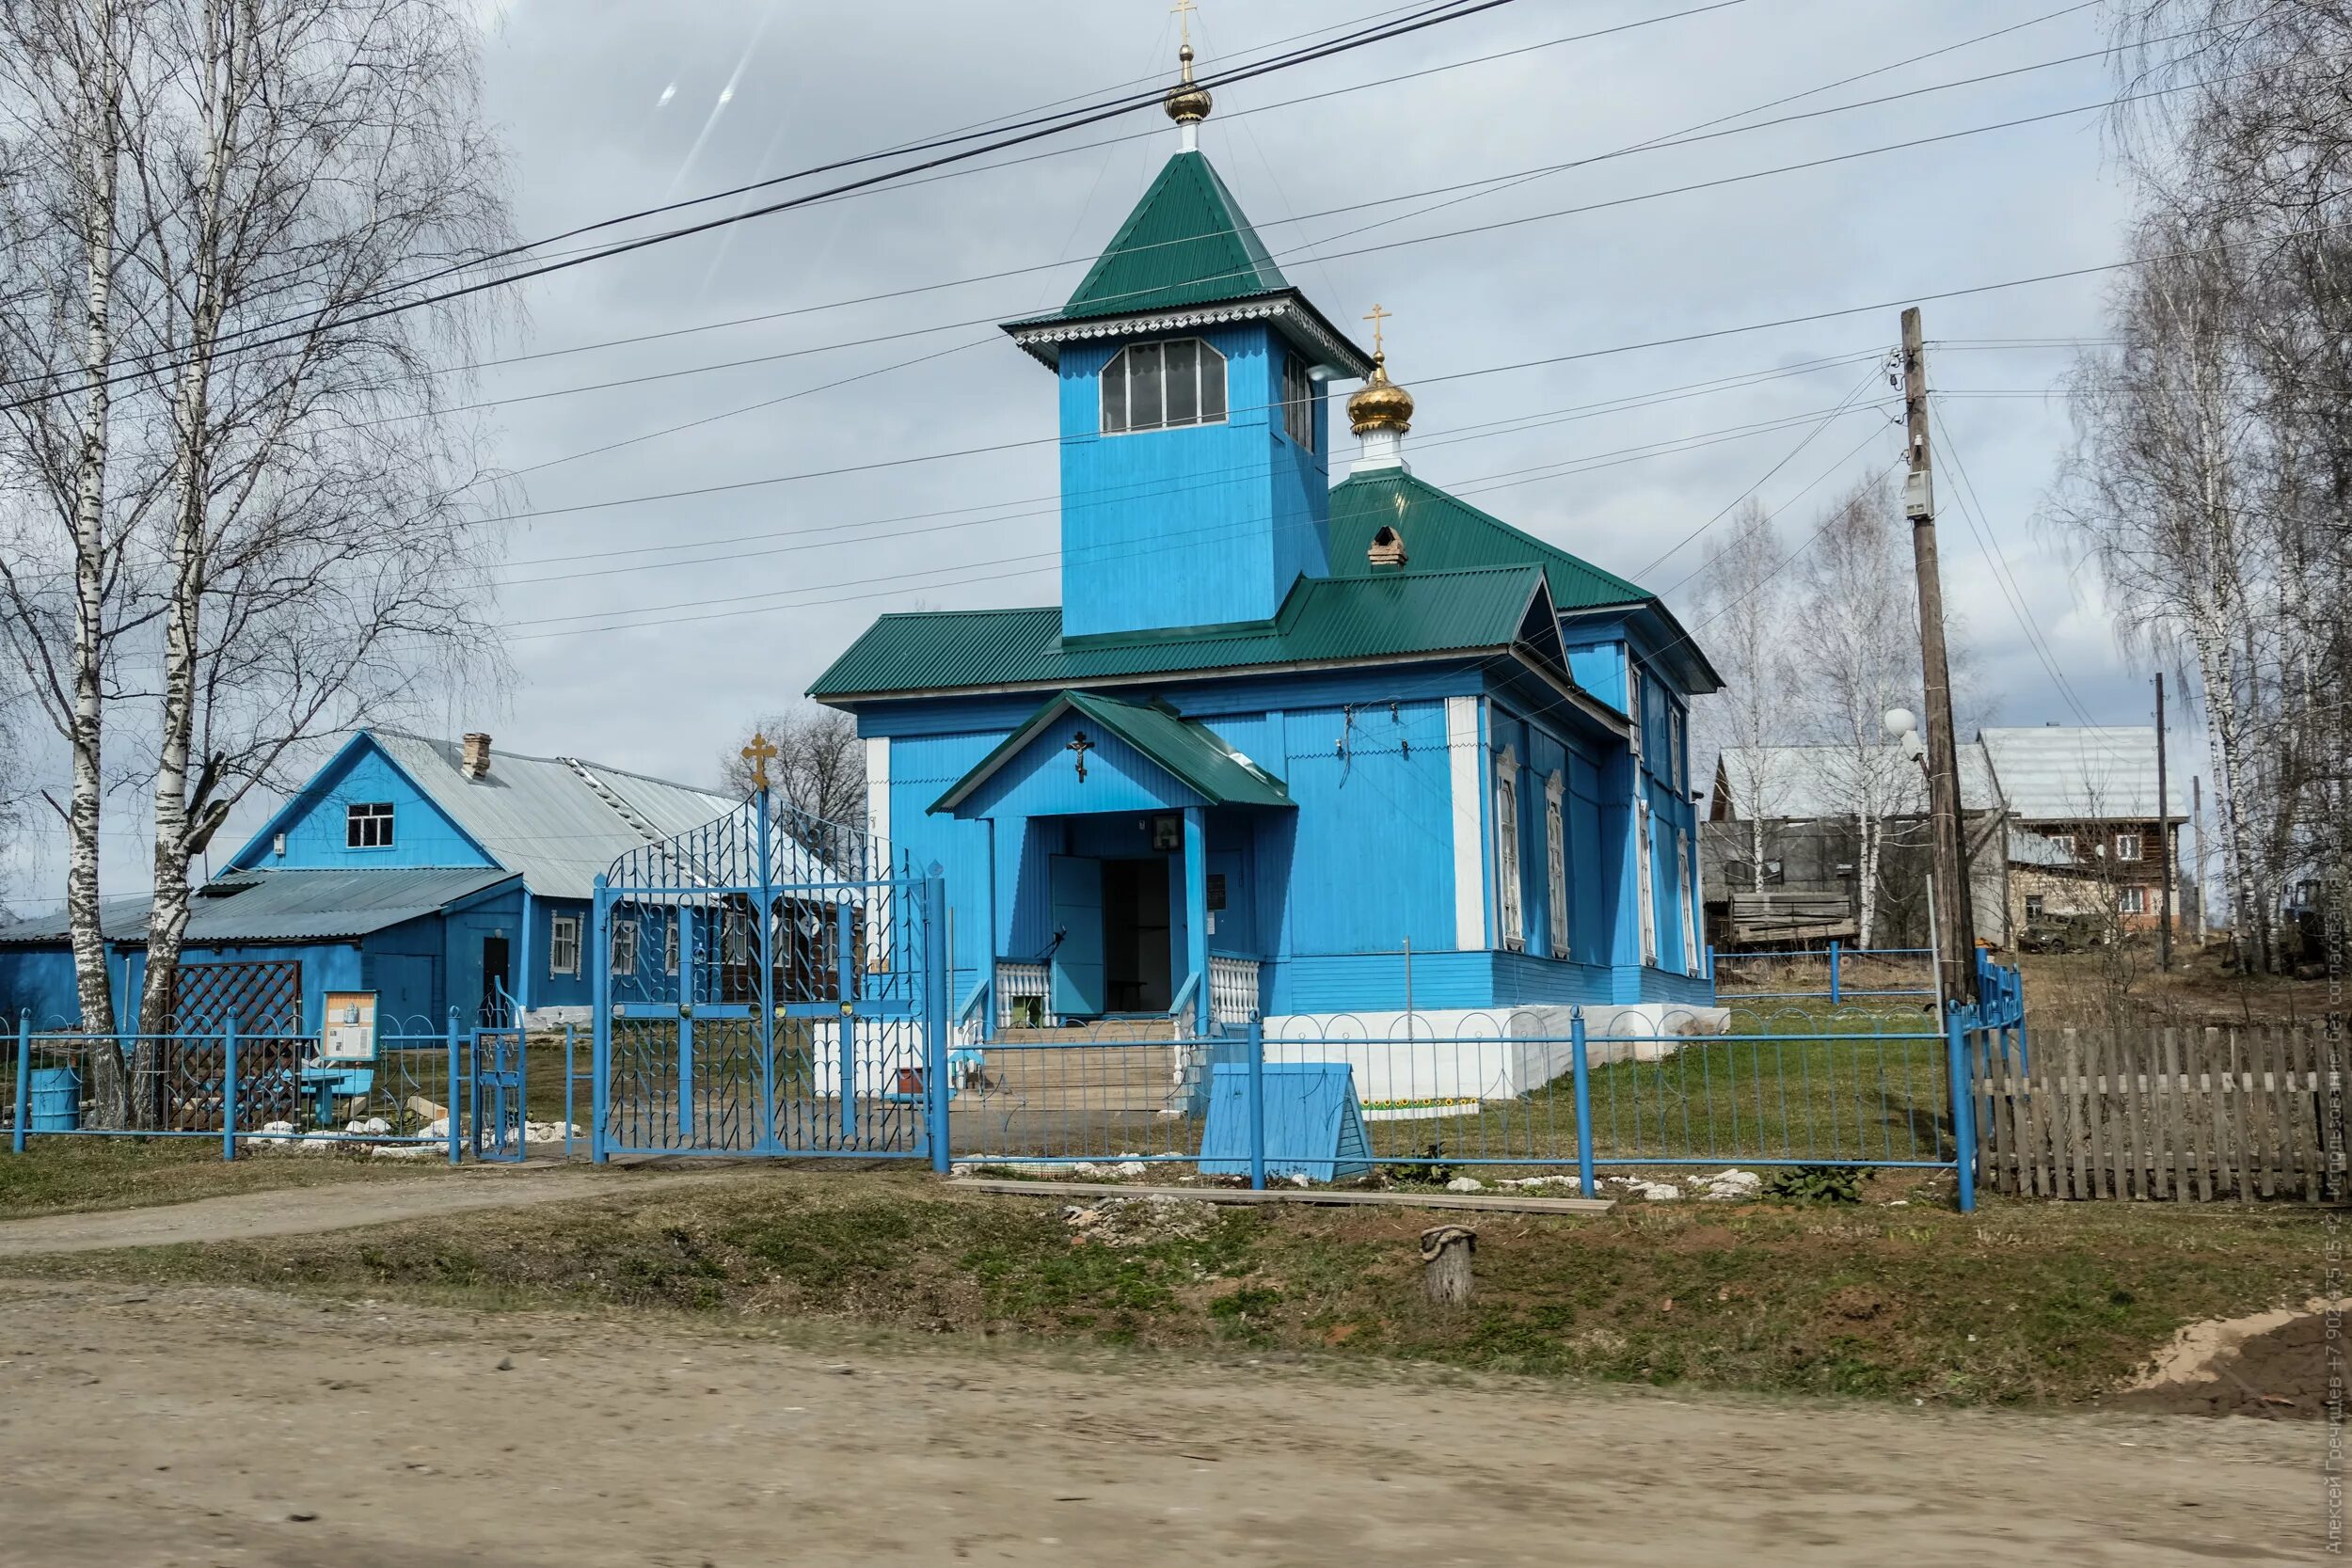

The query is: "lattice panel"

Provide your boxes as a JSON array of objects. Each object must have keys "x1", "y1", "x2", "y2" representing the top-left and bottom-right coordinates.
[{"x1": 169, "y1": 960, "x2": 302, "y2": 1035}]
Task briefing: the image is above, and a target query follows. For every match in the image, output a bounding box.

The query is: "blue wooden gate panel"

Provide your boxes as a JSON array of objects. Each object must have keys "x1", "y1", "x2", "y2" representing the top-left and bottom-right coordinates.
[{"x1": 591, "y1": 789, "x2": 948, "y2": 1164}]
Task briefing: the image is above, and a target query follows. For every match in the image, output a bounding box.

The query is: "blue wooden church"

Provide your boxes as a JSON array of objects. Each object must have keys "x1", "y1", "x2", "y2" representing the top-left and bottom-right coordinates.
[{"x1": 809, "y1": 55, "x2": 1722, "y2": 1037}]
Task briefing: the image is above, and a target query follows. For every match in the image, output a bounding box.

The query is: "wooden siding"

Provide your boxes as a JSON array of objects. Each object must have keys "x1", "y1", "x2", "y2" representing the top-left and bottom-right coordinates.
[
  {"x1": 1057, "y1": 323, "x2": 1330, "y2": 638},
  {"x1": 245, "y1": 742, "x2": 495, "y2": 873}
]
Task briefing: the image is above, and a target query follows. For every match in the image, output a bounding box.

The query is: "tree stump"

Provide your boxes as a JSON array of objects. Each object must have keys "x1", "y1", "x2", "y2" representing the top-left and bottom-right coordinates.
[{"x1": 1420, "y1": 1224, "x2": 1476, "y2": 1308}]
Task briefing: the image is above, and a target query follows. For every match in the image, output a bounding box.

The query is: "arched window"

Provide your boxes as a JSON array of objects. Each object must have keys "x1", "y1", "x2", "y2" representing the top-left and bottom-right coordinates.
[
  {"x1": 1102, "y1": 338, "x2": 1227, "y2": 435},
  {"x1": 1545, "y1": 771, "x2": 1569, "y2": 959}
]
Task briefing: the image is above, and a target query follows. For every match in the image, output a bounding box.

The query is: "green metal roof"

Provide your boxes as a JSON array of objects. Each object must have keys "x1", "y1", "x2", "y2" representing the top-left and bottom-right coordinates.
[
  {"x1": 1327, "y1": 469, "x2": 1650, "y2": 608},
  {"x1": 931, "y1": 690, "x2": 1292, "y2": 816},
  {"x1": 1327, "y1": 469, "x2": 1725, "y2": 694},
  {"x1": 809, "y1": 564, "x2": 1553, "y2": 700},
  {"x1": 1038, "y1": 150, "x2": 1288, "y2": 324}
]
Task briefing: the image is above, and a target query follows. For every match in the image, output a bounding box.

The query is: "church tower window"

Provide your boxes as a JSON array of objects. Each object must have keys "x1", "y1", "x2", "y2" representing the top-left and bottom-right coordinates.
[
  {"x1": 1281, "y1": 352, "x2": 1317, "y2": 451},
  {"x1": 1102, "y1": 338, "x2": 1227, "y2": 435}
]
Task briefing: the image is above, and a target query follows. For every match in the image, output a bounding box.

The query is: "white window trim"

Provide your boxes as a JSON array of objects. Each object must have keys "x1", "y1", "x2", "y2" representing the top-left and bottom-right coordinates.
[
  {"x1": 2113, "y1": 832, "x2": 2142, "y2": 863},
  {"x1": 1494, "y1": 745, "x2": 1524, "y2": 952},
  {"x1": 1677, "y1": 827, "x2": 1699, "y2": 973},
  {"x1": 1100, "y1": 337, "x2": 1229, "y2": 436},
  {"x1": 1668, "y1": 706, "x2": 1686, "y2": 793},
  {"x1": 345, "y1": 800, "x2": 395, "y2": 850},
  {"x1": 549, "y1": 915, "x2": 581, "y2": 977},
  {"x1": 2118, "y1": 885, "x2": 2148, "y2": 915},
  {"x1": 1545, "y1": 770, "x2": 1569, "y2": 961},
  {"x1": 663, "y1": 918, "x2": 680, "y2": 977},
  {"x1": 1635, "y1": 799, "x2": 1659, "y2": 967},
  {"x1": 610, "y1": 919, "x2": 638, "y2": 978}
]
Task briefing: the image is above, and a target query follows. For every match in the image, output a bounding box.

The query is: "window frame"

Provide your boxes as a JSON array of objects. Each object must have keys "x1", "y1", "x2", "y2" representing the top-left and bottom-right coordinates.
[
  {"x1": 2050, "y1": 832, "x2": 2077, "y2": 860},
  {"x1": 1280, "y1": 352, "x2": 1317, "y2": 451},
  {"x1": 1677, "y1": 827, "x2": 1699, "y2": 973},
  {"x1": 2117, "y1": 884, "x2": 2147, "y2": 915},
  {"x1": 1100, "y1": 337, "x2": 1228, "y2": 436},
  {"x1": 549, "y1": 915, "x2": 581, "y2": 977},
  {"x1": 663, "y1": 918, "x2": 680, "y2": 976},
  {"x1": 345, "y1": 800, "x2": 396, "y2": 850},
  {"x1": 610, "y1": 919, "x2": 638, "y2": 978},
  {"x1": 1635, "y1": 799, "x2": 1659, "y2": 966},
  {"x1": 2113, "y1": 832, "x2": 2142, "y2": 863},
  {"x1": 1493, "y1": 745, "x2": 1524, "y2": 952},
  {"x1": 1544, "y1": 770, "x2": 1569, "y2": 960}
]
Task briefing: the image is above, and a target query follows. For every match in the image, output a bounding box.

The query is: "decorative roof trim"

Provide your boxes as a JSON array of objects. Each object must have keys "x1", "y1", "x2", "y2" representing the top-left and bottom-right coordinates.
[{"x1": 1008, "y1": 292, "x2": 1374, "y2": 376}]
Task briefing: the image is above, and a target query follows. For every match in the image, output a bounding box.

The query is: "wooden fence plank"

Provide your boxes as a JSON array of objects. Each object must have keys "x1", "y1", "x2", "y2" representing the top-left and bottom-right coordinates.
[
  {"x1": 2204, "y1": 1028, "x2": 2232, "y2": 1201},
  {"x1": 2296, "y1": 1027, "x2": 2318, "y2": 1203},
  {"x1": 2149, "y1": 1025, "x2": 2172, "y2": 1202},
  {"x1": 2063, "y1": 1029, "x2": 2086, "y2": 1201},
  {"x1": 2085, "y1": 1030, "x2": 2109, "y2": 1200},
  {"x1": 2120, "y1": 1030, "x2": 2147, "y2": 1199},
  {"x1": 2255, "y1": 1027, "x2": 2280, "y2": 1200},
  {"x1": 2012, "y1": 1060, "x2": 2037, "y2": 1197},
  {"x1": 2165, "y1": 1027, "x2": 2190, "y2": 1203}
]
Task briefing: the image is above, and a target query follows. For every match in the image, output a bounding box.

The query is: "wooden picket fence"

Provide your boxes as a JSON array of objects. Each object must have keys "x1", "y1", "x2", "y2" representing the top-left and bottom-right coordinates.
[{"x1": 1973, "y1": 1024, "x2": 2346, "y2": 1201}]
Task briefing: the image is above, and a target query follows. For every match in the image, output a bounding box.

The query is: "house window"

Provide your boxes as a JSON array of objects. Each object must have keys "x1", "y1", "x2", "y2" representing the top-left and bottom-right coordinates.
[
  {"x1": 1627, "y1": 662, "x2": 1645, "y2": 765},
  {"x1": 2026, "y1": 895, "x2": 2047, "y2": 919},
  {"x1": 1101, "y1": 338, "x2": 1227, "y2": 435},
  {"x1": 610, "y1": 920, "x2": 638, "y2": 978},
  {"x1": 1281, "y1": 352, "x2": 1317, "y2": 451},
  {"x1": 2050, "y1": 833, "x2": 2076, "y2": 860},
  {"x1": 2118, "y1": 885, "x2": 2147, "y2": 915},
  {"x1": 1668, "y1": 706, "x2": 1685, "y2": 792},
  {"x1": 1677, "y1": 828, "x2": 1699, "y2": 972},
  {"x1": 549, "y1": 915, "x2": 580, "y2": 976},
  {"x1": 1635, "y1": 800, "x2": 1659, "y2": 966},
  {"x1": 1493, "y1": 745, "x2": 1524, "y2": 951},
  {"x1": 663, "y1": 918, "x2": 680, "y2": 976},
  {"x1": 345, "y1": 800, "x2": 394, "y2": 848},
  {"x1": 2113, "y1": 832, "x2": 2142, "y2": 862},
  {"x1": 1544, "y1": 771, "x2": 1569, "y2": 959},
  {"x1": 721, "y1": 909, "x2": 751, "y2": 966}
]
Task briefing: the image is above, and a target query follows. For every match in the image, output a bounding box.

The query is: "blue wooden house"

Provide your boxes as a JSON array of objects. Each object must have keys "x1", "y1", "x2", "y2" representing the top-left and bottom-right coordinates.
[
  {"x1": 0, "y1": 731, "x2": 731, "y2": 1033},
  {"x1": 810, "y1": 87, "x2": 1722, "y2": 1038}
]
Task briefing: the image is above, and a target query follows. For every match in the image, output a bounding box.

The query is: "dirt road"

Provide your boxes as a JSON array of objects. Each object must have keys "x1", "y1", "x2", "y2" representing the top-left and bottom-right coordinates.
[
  {"x1": 0, "y1": 1165, "x2": 714, "y2": 1256},
  {"x1": 0, "y1": 1279, "x2": 2312, "y2": 1566}
]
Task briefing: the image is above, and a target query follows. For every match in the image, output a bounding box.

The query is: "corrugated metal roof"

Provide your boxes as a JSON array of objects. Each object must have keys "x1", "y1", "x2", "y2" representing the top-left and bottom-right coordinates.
[
  {"x1": 1326, "y1": 470, "x2": 1724, "y2": 694},
  {"x1": 1712, "y1": 743, "x2": 2001, "y2": 818},
  {"x1": 808, "y1": 565, "x2": 1549, "y2": 700},
  {"x1": 1041, "y1": 150, "x2": 1288, "y2": 323},
  {"x1": 933, "y1": 690, "x2": 1292, "y2": 816},
  {"x1": 1979, "y1": 726, "x2": 2175, "y2": 821},
  {"x1": 368, "y1": 732, "x2": 737, "y2": 901},
  {"x1": 0, "y1": 867, "x2": 516, "y2": 946}
]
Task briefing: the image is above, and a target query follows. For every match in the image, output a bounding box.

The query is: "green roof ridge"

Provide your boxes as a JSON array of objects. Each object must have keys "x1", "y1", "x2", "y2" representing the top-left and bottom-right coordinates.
[{"x1": 1056, "y1": 150, "x2": 1288, "y2": 321}]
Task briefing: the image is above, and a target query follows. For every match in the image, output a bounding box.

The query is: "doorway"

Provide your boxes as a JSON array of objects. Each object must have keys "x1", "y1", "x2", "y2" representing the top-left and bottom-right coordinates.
[
  {"x1": 1103, "y1": 858, "x2": 1172, "y2": 1013},
  {"x1": 479, "y1": 934, "x2": 511, "y2": 1022}
]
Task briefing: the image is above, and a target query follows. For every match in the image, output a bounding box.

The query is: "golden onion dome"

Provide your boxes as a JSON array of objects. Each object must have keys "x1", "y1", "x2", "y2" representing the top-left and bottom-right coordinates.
[
  {"x1": 1347, "y1": 352, "x2": 1415, "y2": 436},
  {"x1": 1165, "y1": 42, "x2": 1213, "y2": 125}
]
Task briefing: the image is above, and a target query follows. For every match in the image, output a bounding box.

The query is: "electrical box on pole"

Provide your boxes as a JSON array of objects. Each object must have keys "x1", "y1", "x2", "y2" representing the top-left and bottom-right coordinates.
[{"x1": 1902, "y1": 308, "x2": 1978, "y2": 1005}]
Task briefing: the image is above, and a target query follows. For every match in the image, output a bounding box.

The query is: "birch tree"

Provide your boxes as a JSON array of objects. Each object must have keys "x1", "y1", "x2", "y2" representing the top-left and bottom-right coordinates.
[
  {"x1": 127, "y1": 0, "x2": 513, "y2": 1040},
  {"x1": 1692, "y1": 497, "x2": 1795, "y2": 885},
  {"x1": 0, "y1": 0, "x2": 159, "y2": 1044},
  {"x1": 1788, "y1": 476, "x2": 1919, "y2": 949}
]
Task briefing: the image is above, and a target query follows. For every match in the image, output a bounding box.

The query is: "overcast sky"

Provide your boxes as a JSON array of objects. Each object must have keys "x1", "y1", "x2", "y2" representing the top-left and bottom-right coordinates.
[{"x1": 12, "y1": 0, "x2": 2185, "y2": 910}]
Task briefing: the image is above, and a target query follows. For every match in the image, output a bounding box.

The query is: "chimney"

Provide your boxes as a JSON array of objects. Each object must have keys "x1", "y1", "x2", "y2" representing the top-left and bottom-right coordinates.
[
  {"x1": 1367, "y1": 525, "x2": 1407, "y2": 569},
  {"x1": 461, "y1": 732, "x2": 492, "y2": 780}
]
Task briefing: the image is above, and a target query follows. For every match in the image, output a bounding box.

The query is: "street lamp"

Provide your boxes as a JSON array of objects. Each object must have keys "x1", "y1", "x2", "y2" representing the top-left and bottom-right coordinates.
[{"x1": 1883, "y1": 706, "x2": 1944, "y2": 1025}]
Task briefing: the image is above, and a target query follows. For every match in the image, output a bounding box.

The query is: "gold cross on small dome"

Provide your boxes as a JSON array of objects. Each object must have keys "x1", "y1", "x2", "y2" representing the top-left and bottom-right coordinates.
[
  {"x1": 1170, "y1": 0, "x2": 1197, "y2": 44},
  {"x1": 1363, "y1": 303, "x2": 1392, "y2": 356},
  {"x1": 741, "y1": 731, "x2": 778, "y2": 793}
]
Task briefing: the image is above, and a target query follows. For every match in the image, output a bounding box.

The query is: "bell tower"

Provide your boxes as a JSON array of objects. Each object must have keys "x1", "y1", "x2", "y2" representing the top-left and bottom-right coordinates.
[{"x1": 998, "y1": 31, "x2": 1375, "y2": 639}]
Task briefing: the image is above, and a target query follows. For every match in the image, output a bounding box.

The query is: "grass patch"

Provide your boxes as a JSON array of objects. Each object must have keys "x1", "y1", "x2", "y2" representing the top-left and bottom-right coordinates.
[
  {"x1": 0, "y1": 1138, "x2": 447, "y2": 1219},
  {"x1": 8, "y1": 1169, "x2": 2328, "y2": 1408}
]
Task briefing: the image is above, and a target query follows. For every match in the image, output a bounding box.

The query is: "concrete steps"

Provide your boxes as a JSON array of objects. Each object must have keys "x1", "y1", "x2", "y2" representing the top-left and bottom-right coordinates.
[{"x1": 973, "y1": 1023, "x2": 1185, "y2": 1113}]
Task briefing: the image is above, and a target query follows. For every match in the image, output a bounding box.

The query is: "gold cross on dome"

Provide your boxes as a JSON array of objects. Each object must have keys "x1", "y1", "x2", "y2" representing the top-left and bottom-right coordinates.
[
  {"x1": 1363, "y1": 303, "x2": 1391, "y2": 357},
  {"x1": 741, "y1": 731, "x2": 778, "y2": 794},
  {"x1": 1170, "y1": 0, "x2": 1198, "y2": 46}
]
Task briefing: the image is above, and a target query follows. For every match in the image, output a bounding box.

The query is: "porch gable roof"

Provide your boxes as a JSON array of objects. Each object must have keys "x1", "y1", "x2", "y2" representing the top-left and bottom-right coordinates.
[{"x1": 930, "y1": 690, "x2": 1292, "y2": 817}]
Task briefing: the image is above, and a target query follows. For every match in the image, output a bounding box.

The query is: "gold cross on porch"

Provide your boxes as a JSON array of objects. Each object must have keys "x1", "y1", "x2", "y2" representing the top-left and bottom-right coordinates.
[
  {"x1": 1066, "y1": 730, "x2": 1094, "y2": 783},
  {"x1": 740, "y1": 731, "x2": 778, "y2": 794}
]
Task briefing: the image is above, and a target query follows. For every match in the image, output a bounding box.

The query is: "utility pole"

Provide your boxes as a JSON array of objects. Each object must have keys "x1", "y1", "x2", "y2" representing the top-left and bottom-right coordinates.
[
  {"x1": 2154, "y1": 672, "x2": 2172, "y2": 971},
  {"x1": 1900, "y1": 308, "x2": 1978, "y2": 1006}
]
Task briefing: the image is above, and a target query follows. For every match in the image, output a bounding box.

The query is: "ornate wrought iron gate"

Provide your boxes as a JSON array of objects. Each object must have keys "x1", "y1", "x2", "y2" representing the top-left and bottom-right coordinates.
[{"x1": 590, "y1": 787, "x2": 947, "y2": 1164}]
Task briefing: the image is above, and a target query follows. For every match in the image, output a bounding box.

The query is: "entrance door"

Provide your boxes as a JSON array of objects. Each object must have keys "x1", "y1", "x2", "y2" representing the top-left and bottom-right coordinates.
[
  {"x1": 1047, "y1": 855, "x2": 1105, "y2": 1017},
  {"x1": 479, "y1": 934, "x2": 511, "y2": 1023},
  {"x1": 1104, "y1": 858, "x2": 1172, "y2": 1013}
]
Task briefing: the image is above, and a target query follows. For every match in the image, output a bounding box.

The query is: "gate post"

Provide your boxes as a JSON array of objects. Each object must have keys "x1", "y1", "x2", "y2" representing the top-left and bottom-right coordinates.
[
  {"x1": 221, "y1": 1016, "x2": 238, "y2": 1163},
  {"x1": 12, "y1": 1017, "x2": 29, "y2": 1154},
  {"x1": 1946, "y1": 1012, "x2": 1977, "y2": 1213},
  {"x1": 591, "y1": 874, "x2": 611, "y2": 1164},
  {"x1": 1246, "y1": 1016, "x2": 1265, "y2": 1192},
  {"x1": 444, "y1": 1008, "x2": 463, "y2": 1166},
  {"x1": 1828, "y1": 940, "x2": 1842, "y2": 1005},
  {"x1": 925, "y1": 864, "x2": 951, "y2": 1174},
  {"x1": 1570, "y1": 1009, "x2": 1596, "y2": 1199}
]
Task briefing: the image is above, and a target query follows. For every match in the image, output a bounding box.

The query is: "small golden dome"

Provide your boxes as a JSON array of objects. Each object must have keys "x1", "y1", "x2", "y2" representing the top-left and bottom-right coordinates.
[
  {"x1": 1348, "y1": 352, "x2": 1415, "y2": 436},
  {"x1": 1166, "y1": 42, "x2": 1213, "y2": 125}
]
